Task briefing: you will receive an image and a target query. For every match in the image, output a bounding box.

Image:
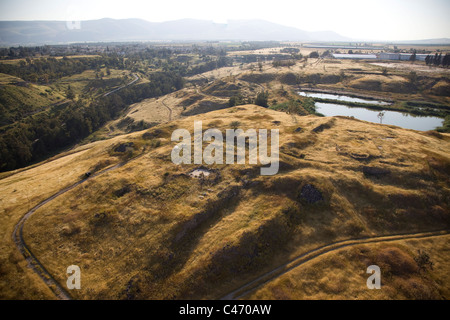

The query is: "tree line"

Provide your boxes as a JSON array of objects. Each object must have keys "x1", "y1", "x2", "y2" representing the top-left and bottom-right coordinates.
[
  {"x1": 0, "y1": 55, "x2": 126, "y2": 83},
  {"x1": 0, "y1": 71, "x2": 183, "y2": 172},
  {"x1": 425, "y1": 53, "x2": 450, "y2": 67}
]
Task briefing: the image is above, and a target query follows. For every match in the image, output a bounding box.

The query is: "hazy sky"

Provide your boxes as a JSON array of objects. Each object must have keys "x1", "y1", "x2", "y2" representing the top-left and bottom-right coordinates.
[{"x1": 1, "y1": 0, "x2": 449, "y2": 41}]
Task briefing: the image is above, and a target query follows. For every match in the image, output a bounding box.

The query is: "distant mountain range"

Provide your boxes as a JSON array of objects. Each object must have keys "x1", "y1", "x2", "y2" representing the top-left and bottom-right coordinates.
[
  {"x1": 0, "y1": 18, "x2": 351, "y2": 45},
  {"x1": 391, "y1": 38, "x2": 450, "y2": 45},
  {"x1": 1, "y1": 18, "x2": 448, "y2": 46}
]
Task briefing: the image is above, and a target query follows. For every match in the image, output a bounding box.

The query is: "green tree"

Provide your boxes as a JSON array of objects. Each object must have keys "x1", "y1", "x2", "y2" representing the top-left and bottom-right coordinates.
[
  {"x1": 309, "y1": 51, "x2": 319, "y2": 59},
  {"x1": 377, "y1": 111, "x2": 385, "y2": 124},
  {"x1": 228, "y1": 94, "x2": 244, "y2": 107},
  {"x1": 287, "y1": 99, "x2": 302, "y2": 115},
  {"x1": 254, "y1": 91, "x2": 269, "y2": 108},
  {"x1": 66, "y1": 85, "x2": 75, "y2": 100},
  {"x1": 408, "y1": 71, "x2": 417, "y2": 85}
]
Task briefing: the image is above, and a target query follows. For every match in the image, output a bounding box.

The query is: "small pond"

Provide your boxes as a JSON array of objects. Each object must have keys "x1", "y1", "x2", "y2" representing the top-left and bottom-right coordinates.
[{"x1": 315, "y1": 102, "x2": 444, "y2": 131}]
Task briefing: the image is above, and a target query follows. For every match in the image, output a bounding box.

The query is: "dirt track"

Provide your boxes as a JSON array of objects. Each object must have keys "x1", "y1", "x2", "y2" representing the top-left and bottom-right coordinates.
[
  {"x1": 12, "y1": 162, "x2": 124, "y2": 300},
  {"x1": 220, "y1": 230, "x2": 450, "y2": 300}
]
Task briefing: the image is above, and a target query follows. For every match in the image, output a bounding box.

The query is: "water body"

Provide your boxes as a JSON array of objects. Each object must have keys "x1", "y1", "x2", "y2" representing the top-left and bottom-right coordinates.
[
  {"x1": 315, "y1": 102, "x2": 444, "y2": 131},
  {"x1": 299, "y1": 92, "x2": 392, "y2": 106}
]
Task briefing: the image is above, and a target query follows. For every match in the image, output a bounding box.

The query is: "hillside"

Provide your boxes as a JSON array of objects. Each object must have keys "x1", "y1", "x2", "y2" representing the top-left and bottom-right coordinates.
[
  {"x1": 0, "y1": 74, "x2": 65, "y2": 127},
  {"x1": 1, "y1": 104, "x2": 449, "y2": 299}
]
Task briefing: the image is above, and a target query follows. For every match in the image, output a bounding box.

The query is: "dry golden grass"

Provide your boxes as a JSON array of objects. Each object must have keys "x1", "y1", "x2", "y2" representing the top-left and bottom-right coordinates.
[
  {"x1": 1, "y1": 104, "x2": 447, "y2": 299},
  {"x1": 247, "y1": 234, "x2": 450, "y2": 300},
  {"x1": 370, "y1": 62, "x2": 450, "y2": 75},
  {"x1": 0, "y1": 133, "x2": 146, "y2": 299}
]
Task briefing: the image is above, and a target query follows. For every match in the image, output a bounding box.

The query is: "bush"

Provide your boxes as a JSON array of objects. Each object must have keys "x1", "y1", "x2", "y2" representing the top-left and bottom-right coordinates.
[
  {"x1": 414, "y1": 250, "x2": 434, "y2": 272},
  {"x1": 228, "y1": 95, "x2": 245, "y2": 107},
  {"x1": 254, "y1": 91, "x2": 269, "y2": 108},
  {"x1": 230, "y1": 121, "x2": 240, "y2": 129},
  {"x1": 272, "y1": 60, "x2": 296, "y2": 68},
  {"x1": 376, "y1": 247, "x2": 417, "y2": 276}
]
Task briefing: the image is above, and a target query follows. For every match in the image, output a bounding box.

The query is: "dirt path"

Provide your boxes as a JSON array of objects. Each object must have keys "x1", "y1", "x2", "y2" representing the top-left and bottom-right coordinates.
[
  {"x1": 11, "y1": 153, "x2": 146, "y2": 299},
  {"x1": 161, "y1": 97, "x2": 172, "y2": 121},
  {"x1": 220, "y1": 229, "x2": 450, "y2": 300},
  {"x1": 103, "y1": 73, "x2": 139, "y2": 97}
]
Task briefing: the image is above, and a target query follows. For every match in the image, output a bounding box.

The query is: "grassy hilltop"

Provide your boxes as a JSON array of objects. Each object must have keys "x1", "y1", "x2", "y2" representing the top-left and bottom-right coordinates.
[{"x1": 1, "y1": 104, "x2": 449, "y2": 299}]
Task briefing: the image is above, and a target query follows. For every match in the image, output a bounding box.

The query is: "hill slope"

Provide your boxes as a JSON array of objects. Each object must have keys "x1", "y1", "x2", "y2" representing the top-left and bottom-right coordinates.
[{"x1": 1, "y1": 105, "x2": 448, "y2": 299}]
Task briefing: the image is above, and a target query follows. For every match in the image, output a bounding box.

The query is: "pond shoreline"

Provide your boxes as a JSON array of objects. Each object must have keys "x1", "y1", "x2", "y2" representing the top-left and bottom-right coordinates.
[
  {"x1": 297, "y1": 89, "x2": 448, "y2": 119},
  {"x1": 296, "y1": 87, "x2": 395, "y2": 103}
]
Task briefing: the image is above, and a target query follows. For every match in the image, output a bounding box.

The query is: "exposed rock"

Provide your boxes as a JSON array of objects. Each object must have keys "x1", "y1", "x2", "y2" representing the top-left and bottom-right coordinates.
[
  {"x1": 363, "y1": 166, "x2": 391, "y2": 178},
  {"x1": 114, "y1": 185, "x2": 131, "y2": 198},
  {"x1": 142, "y1": 129, "x2": 163, "y2": 139},
  {"x1": 312, "y1": 122, "x2": 333, "y2": 133},
  {"x1": 299, "y1": 184, "x2": 324, "y2": 204},
  {"x1": 114, "y1": 142, "x2": 134, "y2": 153}
]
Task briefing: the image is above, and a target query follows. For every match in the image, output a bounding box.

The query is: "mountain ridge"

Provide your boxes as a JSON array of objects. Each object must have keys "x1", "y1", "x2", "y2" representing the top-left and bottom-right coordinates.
[{"x1": 0, "y1": 18, "x2": 350, "y2": 45}]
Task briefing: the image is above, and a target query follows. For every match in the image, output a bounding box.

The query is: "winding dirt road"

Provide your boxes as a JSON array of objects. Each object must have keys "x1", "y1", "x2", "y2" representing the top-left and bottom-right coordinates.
[
  {"x1": 161, "y1": 97, "x2": 172, "y2": 121},
  {"x1": 103, "y1": 73, "x2": 139, "y2": 97},
  {"x1": 12, "y1": 162, "x2": 125, "y2": 300},
  {"x1": 9, "y1": 72, "x2": 449, "y2": 299},
  {"x1": 12, "y1": 158, "x2": 449, "y2": 300},
  {"x1": 11, "y1": 71, "x2": 142, "y2": 299},
  {"x1": 220, "y1": 229, "x2": 450, "y2": 300}
]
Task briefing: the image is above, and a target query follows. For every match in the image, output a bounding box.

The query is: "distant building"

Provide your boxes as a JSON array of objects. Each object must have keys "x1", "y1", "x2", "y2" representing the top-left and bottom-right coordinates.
[
  {"x1": 377, "y1": 52, "x2": 428, "y2": 61},
  {"x1": 378, "y1": 52, "x2": 400, "y2": 60},
  {"x1": 400, "y1": 53, "x2": 412, "y2": 61},
  {"x1": 332, "y1": 52, "x2": 429, "y2": 62}
]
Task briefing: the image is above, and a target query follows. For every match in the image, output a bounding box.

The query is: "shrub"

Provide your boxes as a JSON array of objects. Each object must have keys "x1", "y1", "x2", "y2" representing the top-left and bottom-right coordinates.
[
  {"x1": 230, "y1": 121, "x2": 240, "y2": 129},
  {"x1": 309, "y1": 51, "x2": 320, "y2": 59},
  {"x1": 254, "y1": 91, "x2": 269, "y2": 108},
  {"x1": 414, "y1": 250, "x2": 434, "y2": 272}
]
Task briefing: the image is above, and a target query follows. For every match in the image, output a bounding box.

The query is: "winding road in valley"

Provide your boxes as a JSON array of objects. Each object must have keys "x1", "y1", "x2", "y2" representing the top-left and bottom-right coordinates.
[{"x1": 103, "y1": 73, "x2": 139, "y2": 97}]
